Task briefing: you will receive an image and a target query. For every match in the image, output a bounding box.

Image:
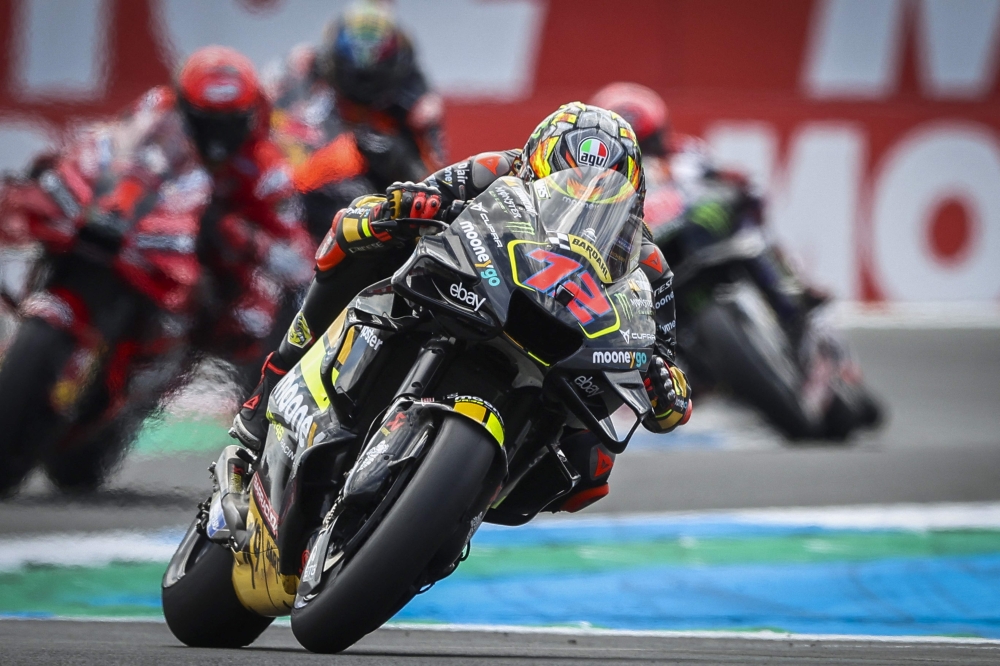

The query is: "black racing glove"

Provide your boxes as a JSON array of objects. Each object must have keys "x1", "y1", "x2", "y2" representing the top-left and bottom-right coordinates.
[
  {"x1": 386, "y1": 181, "x2": 443, "y2": 221},
  {"x1": 643, "y1": 356, "x2": 693, "y2": 433}
]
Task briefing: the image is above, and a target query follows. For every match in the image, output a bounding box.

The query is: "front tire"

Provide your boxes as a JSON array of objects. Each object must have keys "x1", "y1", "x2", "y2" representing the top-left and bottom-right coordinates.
[
  {"x1": 0, "y1": 317, "x2": 74, "y2": 495},
  {"x1": 697, "y1": 302, "x2": 815, "y2": 439},
  {"x1": 290, "y1": 415, "x2": 497, "y2": 653},
  {"x1": 162, "y1": 526, "x2": 274, "y2": 648}
]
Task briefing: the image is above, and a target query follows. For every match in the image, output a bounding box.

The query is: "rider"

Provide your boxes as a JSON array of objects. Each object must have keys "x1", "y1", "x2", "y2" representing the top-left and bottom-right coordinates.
[
  {"x1": 591, "y1": 82, "x2": 827, "y2": 325},
  {"x1": 268, "y1": 1, "x2": 446, "y2": 240},
  {"x1": 232, "y1": 103, "x2": 692, "y2": 513},
  {"x1": 141, "y1": 46, "x2": 314, "y2": 362}
]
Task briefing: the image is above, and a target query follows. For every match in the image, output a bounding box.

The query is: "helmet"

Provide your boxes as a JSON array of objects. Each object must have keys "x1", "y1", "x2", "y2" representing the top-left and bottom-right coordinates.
[
  {"x1": 318, "y1": 3, "x2": 415, "y2": 108},
  {"x1": 176, "y1": 46, "x2": 266, "y2": 164},
  {"x1": 591, "y1": 82, "x2": 669, "y2": 157},
  {"x1": 520, "y1": 102, "x2": 645, "y2": 219},
  {"x1": 520, "y1": 103, "x2": 646, "y2": 281}
]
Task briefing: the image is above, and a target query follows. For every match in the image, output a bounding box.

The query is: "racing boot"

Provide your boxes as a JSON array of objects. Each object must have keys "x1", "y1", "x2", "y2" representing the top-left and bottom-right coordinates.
[
  {"x1": 550, "y1": 430, "x2": 616, "y2": 513},
  {"x1": 229, "y1": 352, "x2": 289, "y2": 452}
]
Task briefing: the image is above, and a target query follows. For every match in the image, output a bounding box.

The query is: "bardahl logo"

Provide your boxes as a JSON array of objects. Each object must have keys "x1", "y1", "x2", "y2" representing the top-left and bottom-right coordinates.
[{"x1": 569, "y1": 235, "x2": 612, "y2": 282}]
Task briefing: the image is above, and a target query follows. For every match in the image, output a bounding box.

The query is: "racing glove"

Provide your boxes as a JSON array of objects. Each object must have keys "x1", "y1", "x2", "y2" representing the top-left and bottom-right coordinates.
[
  {"x1": 386, "y1": 181, "x2": 443, "y2": 220},
  {"x1": 643, "y1": 356, "x2": 693, "y2": 433}
]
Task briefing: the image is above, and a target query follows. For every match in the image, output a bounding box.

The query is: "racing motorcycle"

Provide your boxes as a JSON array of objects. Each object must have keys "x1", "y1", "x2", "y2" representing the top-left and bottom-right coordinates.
[
  {"x1": 163, "y1": 166, "x2": 660, "y2": 653},
  {"x1": 0, "y1": 112, "x2": 287, "y2": 494},
  {"x1": 649, "y1": 179, "x2": 881, "y2": 440}
]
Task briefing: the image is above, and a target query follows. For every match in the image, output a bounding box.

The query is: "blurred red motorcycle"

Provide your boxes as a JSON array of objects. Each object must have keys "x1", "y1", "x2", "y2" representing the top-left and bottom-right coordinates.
[{"x1": 0, "y1": 107, "x2": 302, "y2": 494}]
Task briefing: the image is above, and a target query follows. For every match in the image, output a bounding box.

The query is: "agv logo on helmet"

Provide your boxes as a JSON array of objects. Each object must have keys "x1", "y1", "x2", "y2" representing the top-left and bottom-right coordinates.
[{"x1": 578, "y1": 138, "x2": 609, "y2": 167}]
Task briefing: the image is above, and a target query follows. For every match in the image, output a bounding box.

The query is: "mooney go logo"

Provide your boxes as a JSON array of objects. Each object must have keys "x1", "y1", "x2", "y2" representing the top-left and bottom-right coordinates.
[
  {"x1": 707, "y1": 0, "x2": 1000, "y2": 302},
  {"x1": 592, "y1": 350, "x2": 647, "y2": 368}
]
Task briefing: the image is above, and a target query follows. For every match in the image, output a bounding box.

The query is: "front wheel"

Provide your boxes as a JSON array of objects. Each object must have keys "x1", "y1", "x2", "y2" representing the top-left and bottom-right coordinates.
[
  {"x1": 291, "y1": 414, "x2": 498, "y2": 653},
  {"x1": 162, "y1": 520, "x2": 274, "y2": 648},
  {"x1": 0, "y1": 317, "x2": 74, "y2": 495},
  {"x1": 697, "y1": 301, "x2": 815, "y2": 439}
]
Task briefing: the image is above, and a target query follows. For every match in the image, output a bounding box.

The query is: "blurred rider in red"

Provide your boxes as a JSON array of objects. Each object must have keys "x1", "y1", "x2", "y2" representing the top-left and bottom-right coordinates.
[{"x1": 170, "y1": 46, "x2": 314, "y2": 367}]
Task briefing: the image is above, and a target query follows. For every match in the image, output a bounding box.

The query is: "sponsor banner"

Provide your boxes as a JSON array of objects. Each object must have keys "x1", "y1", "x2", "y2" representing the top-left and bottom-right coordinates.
[{"x1": 1, "y1": 0, "x2": 997, "y2": 301}]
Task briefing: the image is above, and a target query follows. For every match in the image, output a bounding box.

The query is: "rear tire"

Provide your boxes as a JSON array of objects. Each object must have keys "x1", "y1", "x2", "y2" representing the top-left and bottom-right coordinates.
[
  {"x1": 0, "y1": 318, "x2": 74, "y2": 495},
  {"x1": 162, "y1": 530, "x2": 274, "y2": 648},
  {"x1": 697, "y1": 303, "x2": 814, "y2": 439},
  {"x1": 291, "y1": 415, "x2": 497, "y2": 653}
]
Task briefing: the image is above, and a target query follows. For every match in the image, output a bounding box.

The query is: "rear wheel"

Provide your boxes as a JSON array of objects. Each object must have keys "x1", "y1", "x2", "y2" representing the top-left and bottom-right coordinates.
[
  {"x1": 290, "y1": 415, "x2": 497, "y2": 653},
  {"x1": 697, "y1": 302, "x2": 815, "y2": 439},
  {"x1": 0, "y1": 318, "x2": 74, "y2": 495},
  {"x1": 162, "y1": 521, "x2": 274, "y2": 648}
]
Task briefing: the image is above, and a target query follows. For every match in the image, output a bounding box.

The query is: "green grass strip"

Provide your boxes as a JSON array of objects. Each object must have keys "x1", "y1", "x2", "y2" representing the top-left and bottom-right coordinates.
[
  {"x1": 456, "y1": 529, "x2": 1000, "y2": 579},
  {"x1": 132, "y1": 418, "x2": 231, "y2": 457},
  {"x1": 0, "y1": 563, "x2": 163, "y2": 618}
]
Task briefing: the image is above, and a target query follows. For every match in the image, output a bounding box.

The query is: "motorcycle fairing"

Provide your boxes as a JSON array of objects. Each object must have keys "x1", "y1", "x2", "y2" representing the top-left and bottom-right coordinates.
[
  {"x1": 445, "y1": 178, "x2": 656, "y2": 366},
  {"x1": 231, "y1": 484, "x2": 297, "y2": 617}
]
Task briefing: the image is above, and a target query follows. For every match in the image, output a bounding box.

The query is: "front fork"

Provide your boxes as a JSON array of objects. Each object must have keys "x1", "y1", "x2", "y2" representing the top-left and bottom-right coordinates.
[
  {"x1": 206, "y1": 335, "x2": 460, "y2": 552},
  {"x1": 394, "y1": 335, "x2": 456, "y2": 400}
]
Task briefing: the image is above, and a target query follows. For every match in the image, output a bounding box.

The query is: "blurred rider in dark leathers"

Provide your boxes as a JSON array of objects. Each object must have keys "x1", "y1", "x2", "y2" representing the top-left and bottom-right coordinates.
[
  {"x1": 267, "y1": 1, "x2": 446, "y2": 241},
  {"x1": 591, "y1": 82, "x2": 827, "y2": 330},
  {"x1": 232, "y1": 102, "x2": 692, "y2": 513}
]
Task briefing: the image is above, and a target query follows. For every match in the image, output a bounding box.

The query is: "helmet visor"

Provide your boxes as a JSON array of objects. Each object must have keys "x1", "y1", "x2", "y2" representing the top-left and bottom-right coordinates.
[
  {"x1": 181, "y1": 102, "x2": 253, "y2": 163},
  {"x1": 533, "y1": 167, "x2": 641, "y2": 283}
]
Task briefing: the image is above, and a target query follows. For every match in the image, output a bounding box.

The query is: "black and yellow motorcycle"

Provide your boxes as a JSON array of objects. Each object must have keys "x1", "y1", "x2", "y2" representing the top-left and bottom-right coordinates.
[{"x1": 162, "y1": 167, "x2": 663, "y2": 652}]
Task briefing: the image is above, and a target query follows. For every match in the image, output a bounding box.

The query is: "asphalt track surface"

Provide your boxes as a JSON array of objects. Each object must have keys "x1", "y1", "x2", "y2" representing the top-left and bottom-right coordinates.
[
  {"x1": 1, "y1": 327, "x2": 998, "y2": 664},
  {"x1": 2, "y1": 620, "x2": 999, "y2": 666}
]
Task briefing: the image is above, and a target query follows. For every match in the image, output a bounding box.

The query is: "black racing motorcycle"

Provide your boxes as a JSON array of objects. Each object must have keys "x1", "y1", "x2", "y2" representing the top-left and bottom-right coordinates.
[
  {"x1": 163, "y1": 167, "x2": 662, "y2": 652},
  {"x1": 652, "y1": 190, "x2": 881, "y2": 440}
]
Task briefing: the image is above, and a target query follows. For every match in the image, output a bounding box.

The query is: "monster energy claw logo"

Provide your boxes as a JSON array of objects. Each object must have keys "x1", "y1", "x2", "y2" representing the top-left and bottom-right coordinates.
[
  {"x1": 614, "y1": 292, "x2": 633, "y2": 318},
  {"x1": 506, "y1": 220, "x2": 535, "y2": 235}
]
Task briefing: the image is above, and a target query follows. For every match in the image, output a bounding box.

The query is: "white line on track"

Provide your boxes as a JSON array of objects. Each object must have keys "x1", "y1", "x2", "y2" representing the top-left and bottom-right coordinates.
[
  {"x1": 538, "y1": 501, "x2": 1000, "y2": 531},
  {"x1": 1, "y1": 616, "x2": 998, "y2": 646},
  {"x1": 4, "y1": 502, "x2": 1000, "y2": 571}
]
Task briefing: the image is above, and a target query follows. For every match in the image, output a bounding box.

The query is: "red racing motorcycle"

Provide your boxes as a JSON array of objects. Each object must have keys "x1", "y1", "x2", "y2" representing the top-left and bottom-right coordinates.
[{"x1": 0, "y1": 111, "x2": 291, "y2": 494}]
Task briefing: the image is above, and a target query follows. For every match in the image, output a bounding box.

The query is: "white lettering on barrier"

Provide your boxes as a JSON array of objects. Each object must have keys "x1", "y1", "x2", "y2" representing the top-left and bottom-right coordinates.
[
  {"x1": 804, "y1": 0, "x2": 1000, "y2": 100},
  {"x1": 871, "y1": 124, "x2": 1000, "y2": 300}
]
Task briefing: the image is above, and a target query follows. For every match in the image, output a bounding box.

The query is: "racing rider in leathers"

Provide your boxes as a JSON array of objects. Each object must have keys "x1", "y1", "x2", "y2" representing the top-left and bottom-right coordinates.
[
  {"x1": 267, "y1": 1, "x2": 446, "y2": 241},
  {"x1": 171, "y1": 46, "x2": 314, "y2": 367},
  {"x1": 591, "y1": 82, "x2": 828, "y2": 330},
  {"x1": 10, "y1": 46, "x2": 313, "y2": 370},
  {"x1": 231, "y1": 103, "x2": 692, "y2": 513}
]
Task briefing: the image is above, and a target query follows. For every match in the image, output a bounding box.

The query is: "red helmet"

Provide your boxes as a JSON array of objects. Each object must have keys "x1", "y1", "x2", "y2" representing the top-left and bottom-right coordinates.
[
  {"x1": 176, "y1": 46, "x2": 267, "y2": 163},
  {"x1": 591, "y1": 82, "x2": 669, "y2": 157}
]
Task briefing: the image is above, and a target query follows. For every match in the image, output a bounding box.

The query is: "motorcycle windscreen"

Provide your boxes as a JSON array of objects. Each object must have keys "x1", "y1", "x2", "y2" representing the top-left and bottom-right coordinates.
[{"x1": 531, "y1": 167, "x2": 641, "y2": 284}]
